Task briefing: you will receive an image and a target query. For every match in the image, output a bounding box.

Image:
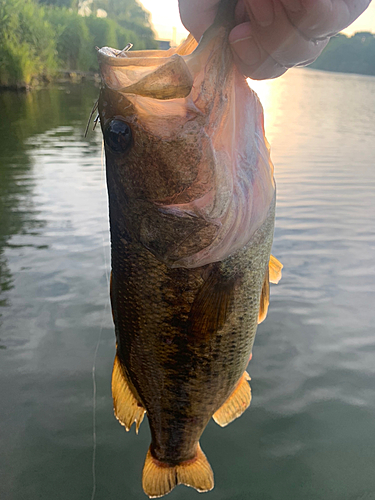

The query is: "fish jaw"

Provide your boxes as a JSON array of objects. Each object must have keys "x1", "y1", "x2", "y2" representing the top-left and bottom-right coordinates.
[{"x1": 166, "y1": 70, "x2": 275, "y2": 268}]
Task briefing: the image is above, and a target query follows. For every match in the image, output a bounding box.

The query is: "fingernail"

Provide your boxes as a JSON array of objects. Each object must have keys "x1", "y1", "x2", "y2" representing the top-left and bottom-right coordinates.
[
  {"x1": 249, "y1": 0, "x2": 274, "y2": 26},
  {"x1": 230, "y1": 35, "x2": 261, "y2": 66}
]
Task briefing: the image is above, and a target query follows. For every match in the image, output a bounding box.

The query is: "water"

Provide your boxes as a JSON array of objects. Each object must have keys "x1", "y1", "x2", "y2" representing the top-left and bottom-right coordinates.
[{"x1": 0, "y1": 70, "x2": 374, "y2": 500}]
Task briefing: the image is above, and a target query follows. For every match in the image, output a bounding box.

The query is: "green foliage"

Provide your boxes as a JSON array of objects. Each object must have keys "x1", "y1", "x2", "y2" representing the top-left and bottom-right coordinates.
[
  {"x1": 92, "y1": 0, "x2": 157, "y2": 49},
  {"x1": 45, "y1": 7, "x2": 93, "y2": 71},
  {"x1": 85, "y1": 15, "x2": 119, "y2": 49},
  {"x1": 310, "y1": 32, "x2": 375, "y2": 76},
  {"x1": 0, "y1": 0, "x2": 56, "y2": 87},
  {"x1": 115, "y1": 25, "x2": 143, "y2": 52},
  {"x1": 38, "y1": 0, "x2": 78, "y2": 8},
  {"x1": 0, "y1": 0, "x2": 157, "y2": 87},
  {"x1": 84, "y1": 15, "x2": 143, "y2": 69}
]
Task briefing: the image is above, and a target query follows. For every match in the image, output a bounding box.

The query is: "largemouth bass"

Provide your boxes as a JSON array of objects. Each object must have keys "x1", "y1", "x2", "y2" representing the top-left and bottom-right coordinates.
[{"x1": 97, "y1": 8, "x2": 282, "y2": 498}]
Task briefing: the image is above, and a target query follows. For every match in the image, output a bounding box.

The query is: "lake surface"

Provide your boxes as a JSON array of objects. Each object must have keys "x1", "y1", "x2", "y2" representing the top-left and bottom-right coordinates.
[{"x1": 1, "y1": 69, "x2": 374, "y2": 500}]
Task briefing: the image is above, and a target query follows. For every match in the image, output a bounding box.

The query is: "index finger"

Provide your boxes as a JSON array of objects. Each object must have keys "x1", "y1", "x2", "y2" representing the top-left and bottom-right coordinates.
[{"x1": 284, "y1": 0, "x2": 372, "y2": 40}]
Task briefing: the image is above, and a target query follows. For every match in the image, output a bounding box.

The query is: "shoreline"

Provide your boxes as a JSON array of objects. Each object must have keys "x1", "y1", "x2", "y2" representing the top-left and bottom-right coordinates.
[
  {"x1": 2, "y1": 64, "x2": 374, "y2": 93},
  {"x1": 0, "y1": 70, "x2": 100, "y2": 92}
]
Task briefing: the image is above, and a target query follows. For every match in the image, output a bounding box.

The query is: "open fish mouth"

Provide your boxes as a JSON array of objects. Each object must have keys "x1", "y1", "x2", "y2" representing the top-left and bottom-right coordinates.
[{"x1": 97, "y1": 36, "x2": 197, "y2": 100}]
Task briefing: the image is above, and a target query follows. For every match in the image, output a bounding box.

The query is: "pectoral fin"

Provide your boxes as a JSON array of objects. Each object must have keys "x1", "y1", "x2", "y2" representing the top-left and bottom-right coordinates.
[
  {"x1": 189, "y1": 270, "x2": 238, "y2": 340},
  {"x1": 111, "y1": 354, "x2": 146, "y2": 433},
  {"x1": 213, "y1": 371, "x2": 251, "y2": 427}
]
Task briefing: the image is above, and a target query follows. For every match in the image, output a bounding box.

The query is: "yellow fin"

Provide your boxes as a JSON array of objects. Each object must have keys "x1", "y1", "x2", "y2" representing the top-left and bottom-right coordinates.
[
  {"x1": 212, "y1": 371, "x2": 251, "y2": 427},
  {"x1": 258, "y1": 267, "x2": 270, "y2": 324},
  {"x1": 111, "y1": 354, "x2": 145, "y2": 433},
  {"x1": 269, "y1": 254, "x2": 283, "y2": 284},
  {"x1": 142, "y1": 444, "x2": 214, "y2": 498},
  {"x1": 258, "y1": 255, "x2": 283, "y2": 324}
]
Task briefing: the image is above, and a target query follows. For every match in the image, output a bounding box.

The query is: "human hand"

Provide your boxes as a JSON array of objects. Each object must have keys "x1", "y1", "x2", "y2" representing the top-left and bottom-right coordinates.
[{"x1": 178, "y1": 0, "x2": 372, "y2": 79}]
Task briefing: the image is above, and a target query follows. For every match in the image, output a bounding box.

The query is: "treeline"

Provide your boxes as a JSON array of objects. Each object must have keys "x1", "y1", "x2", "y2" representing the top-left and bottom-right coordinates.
[
  {"x1": 0, "y1": 0, "x2": 157, "y2": 89},
  {"x1": 310, "y1": 32, "x2": 375, "y2": 76}
]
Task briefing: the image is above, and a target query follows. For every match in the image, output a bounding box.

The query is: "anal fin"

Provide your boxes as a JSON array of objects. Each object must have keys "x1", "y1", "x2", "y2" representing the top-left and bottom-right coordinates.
[
  {"x1": 111, "y1": 353, "x2": 146, "y2": 433},
  {"x1": 142, "y1": 443, "x2": 214, "y2": 498},
  {"x1": 213, "y1": 371, "x2": 251, "y2": 427}
]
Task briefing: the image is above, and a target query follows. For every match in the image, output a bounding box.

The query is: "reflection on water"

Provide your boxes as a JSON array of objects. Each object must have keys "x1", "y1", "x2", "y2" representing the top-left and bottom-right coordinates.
[{"x1": 1, "y1": 71, "x2": 375, "y2": 500}]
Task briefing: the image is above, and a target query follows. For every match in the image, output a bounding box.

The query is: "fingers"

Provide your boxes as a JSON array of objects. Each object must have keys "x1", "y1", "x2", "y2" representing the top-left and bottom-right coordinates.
[
  {"x1": 229, "y1": 22, "x2": 289, "y2": 79},
  {"x1": 178, "y1": 0, "x2": 219, "y2": 40},
  {"x1": 246, "y1": 0, "x2": 275, "y2": 26},
  {"x1": 179, "y1": 0, "x2": 372, "y2": 80},
  {"x1": 248, "y1": 0, "x2": 329, "y2": 65},
  {"x1": 280, "y1": 0, "x2": 304, "y2": 12},
  {"x1": 293, "y1": 0, "x2": 372, "y2": 38},
  {"x1": 230, "y1": 0, "x2": 329, "y2": 79},
  {"x1": 284, "y1": 0, "x2": 349, "y2": 39}
]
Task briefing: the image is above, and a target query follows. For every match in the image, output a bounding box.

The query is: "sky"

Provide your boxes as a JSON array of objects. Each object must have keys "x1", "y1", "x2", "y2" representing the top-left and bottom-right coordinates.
[
  {"x1": 140, "y1": 0, "x2": 375, "y2": 43},
  {"x1": 140, "y1": 0, "x2": 188, "y2": 43}
]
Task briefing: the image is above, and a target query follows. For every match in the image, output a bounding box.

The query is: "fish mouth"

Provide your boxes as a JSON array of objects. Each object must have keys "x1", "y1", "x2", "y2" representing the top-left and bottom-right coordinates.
[
  {"x1": 97, "y1": 45, "x2": 183, "y2": 66},
  {"x1": 96, "y1": 36, "x2": 199, "y2": 100},
  {"x1": 96, "y1": 24, "x2": 231, "y2": 100}
]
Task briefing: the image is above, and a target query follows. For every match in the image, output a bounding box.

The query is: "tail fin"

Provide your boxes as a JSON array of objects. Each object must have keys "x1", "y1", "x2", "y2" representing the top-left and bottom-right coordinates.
[{"x1": 142, "y1": 443, "x2": 214, "y2": 498}]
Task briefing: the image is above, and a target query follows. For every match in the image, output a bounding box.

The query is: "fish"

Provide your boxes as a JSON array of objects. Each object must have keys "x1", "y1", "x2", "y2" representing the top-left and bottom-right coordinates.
[{"x1": 97, "y1": 3, "x2": 282, "y2": 497}]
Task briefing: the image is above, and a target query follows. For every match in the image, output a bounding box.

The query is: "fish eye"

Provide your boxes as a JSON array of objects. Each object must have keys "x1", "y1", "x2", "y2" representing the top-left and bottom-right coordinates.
[{"x1": 104, "y1": 119, "x2": 132, "y2": 154}]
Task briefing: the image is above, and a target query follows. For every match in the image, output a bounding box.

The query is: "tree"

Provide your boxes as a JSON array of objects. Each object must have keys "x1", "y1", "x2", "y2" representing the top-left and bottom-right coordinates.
[
  {"x1": 310, "y1": 32, "x2": 375, "y2": 76},
  {"x1": 92, "y1": 0, "x2": 156, "y2": 49},
  {"x1": 38, "y1": 0, "x2": 79, "y2": 8},
  {"x1": 0, "y1": 0, "x2": 56, "y2": 87}
]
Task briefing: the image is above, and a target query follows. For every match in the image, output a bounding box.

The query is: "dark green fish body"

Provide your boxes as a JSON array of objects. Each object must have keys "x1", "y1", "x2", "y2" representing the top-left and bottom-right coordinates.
[
  {"x1": 98, "y1": 21, "x2": 281, "y2": 498},
  {"x1": 110, "y1": 195, "x2": 275, "y2": 464}
]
